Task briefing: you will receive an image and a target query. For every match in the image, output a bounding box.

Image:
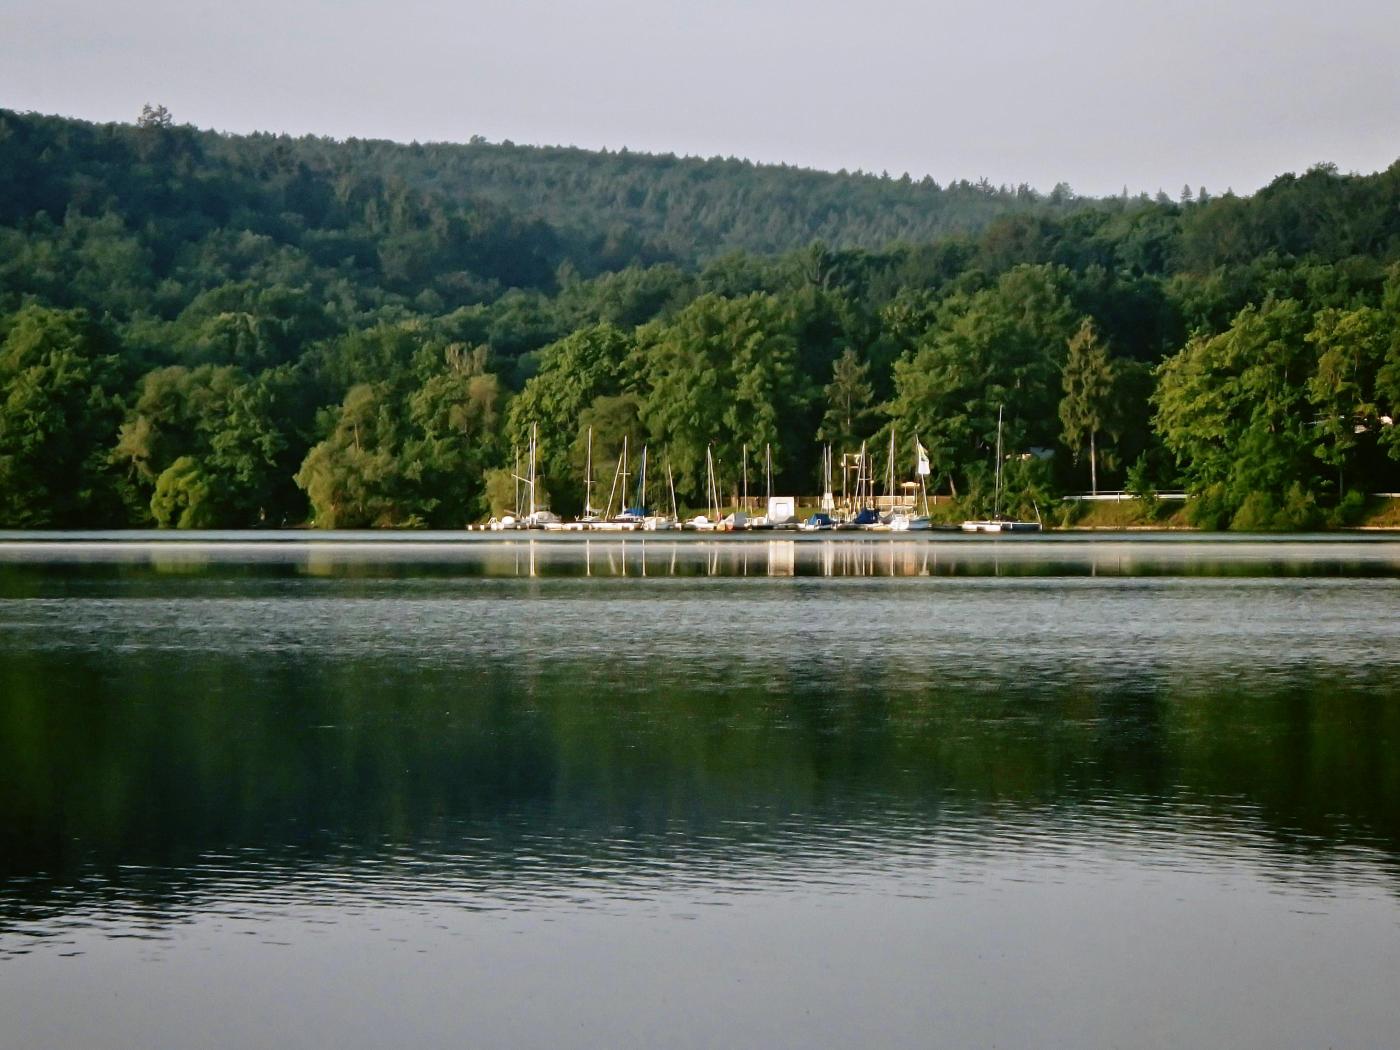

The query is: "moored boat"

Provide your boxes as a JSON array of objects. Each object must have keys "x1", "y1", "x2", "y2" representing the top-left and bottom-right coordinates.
[{"x1": 961, "y1": 405, "x2": 1042, "y2": 534}]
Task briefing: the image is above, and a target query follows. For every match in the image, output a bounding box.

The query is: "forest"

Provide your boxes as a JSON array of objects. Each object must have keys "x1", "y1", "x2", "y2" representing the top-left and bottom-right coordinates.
[{"x1": 2, "y1": 105, "x2": 1400, "y2": 529}]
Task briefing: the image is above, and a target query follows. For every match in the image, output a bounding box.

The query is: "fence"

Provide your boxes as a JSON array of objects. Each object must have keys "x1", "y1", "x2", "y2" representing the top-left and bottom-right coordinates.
[{"x1": 1062, "y1": 491, "x2": 1189, "y2": 503}]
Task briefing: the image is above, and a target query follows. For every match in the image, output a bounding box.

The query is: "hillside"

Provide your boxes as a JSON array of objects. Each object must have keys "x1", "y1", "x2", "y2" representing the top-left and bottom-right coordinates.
[
  {"x1": 2, "y1": 107, "x2": 1400, "y2": 530},
  {"x1": 0, "y1": 107, "x2": 1108, "y2": 270}
]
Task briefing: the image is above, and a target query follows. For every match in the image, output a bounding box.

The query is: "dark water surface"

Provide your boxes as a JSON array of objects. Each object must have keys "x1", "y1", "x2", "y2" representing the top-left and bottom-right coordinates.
[{"x1": 2, "y1": 533, "x2": 1399, "y2": 1049}]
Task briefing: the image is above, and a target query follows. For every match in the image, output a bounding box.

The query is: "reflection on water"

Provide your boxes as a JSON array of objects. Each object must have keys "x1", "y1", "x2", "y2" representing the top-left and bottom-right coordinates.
[
  {"x1": 2, "y1": 536, "x2": 1400, "y2": 1048},
  {"x1": 6, "y1": 530, "x2": 1400, "y2": 580}
]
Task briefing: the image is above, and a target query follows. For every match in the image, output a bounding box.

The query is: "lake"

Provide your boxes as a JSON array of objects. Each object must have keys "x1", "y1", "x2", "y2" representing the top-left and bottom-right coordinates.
[{"x1": 2, "y1": 532, "x2": 1399, "y2": 1049}]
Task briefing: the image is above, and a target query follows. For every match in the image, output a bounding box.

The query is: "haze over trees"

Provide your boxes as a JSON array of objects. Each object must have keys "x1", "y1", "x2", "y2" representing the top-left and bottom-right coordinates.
[{"x1": 2, "y1": 106, "x2": 1399, "y2": 528}]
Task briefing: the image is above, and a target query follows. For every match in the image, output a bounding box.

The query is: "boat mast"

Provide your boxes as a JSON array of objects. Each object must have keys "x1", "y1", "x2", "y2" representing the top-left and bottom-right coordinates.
[
  {"x1": 887, "y1": 426, "x2": 896, "y2": 513},
  {"x1": 706, "y1": 445, "x2": 718, "y2": 520},
  {"x1": 765, "y1": 444, "x2": 772, "y2": 515},
  {"x1": 637, "y1": 445, "x2": 647, "y2": 511},
  {"x1": 667, "y1": 454, "x2": 679, "y2": 521},
  {"x1": 915, "y1": 432, "x2": 930, "y2": 517},
  {"x1": 742, "y1": 443, "x2": 748, "y2": 513},
  {"x1": 604, "y1": 437, "x2": 626, "y2": 519},
  {"x1": 853, "y1": 444, "x2": 861, "y2": 510},
  {"x1": 619, "y1": 435, "x2": 629, "y2": 516},
  {"x1": 993, "y1": 404, "x2": 1004, "y2": 520},
  {"x1": 512, "y1": 444, "x2": 521, "y2": 518},
  {"x1": 822, "y1": 444, "x2": 834, "y2": 513},
  {"x1": 528, "y1": 423, "x2": 537, "y2": 518},
  {"x1": 584, "y1": 425, "x2": 594, "y2": 515}
]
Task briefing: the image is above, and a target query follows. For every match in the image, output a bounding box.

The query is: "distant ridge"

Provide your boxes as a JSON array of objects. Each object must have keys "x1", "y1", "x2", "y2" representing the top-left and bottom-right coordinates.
[{"x1": 0, "y1": 108, "x2": 1106, "y2": 268}]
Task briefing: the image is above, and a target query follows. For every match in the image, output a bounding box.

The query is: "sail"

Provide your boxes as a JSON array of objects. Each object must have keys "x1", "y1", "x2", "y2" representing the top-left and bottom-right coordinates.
[{"x1": 916, "y1": 441, "x2": 931, "y2": 477}]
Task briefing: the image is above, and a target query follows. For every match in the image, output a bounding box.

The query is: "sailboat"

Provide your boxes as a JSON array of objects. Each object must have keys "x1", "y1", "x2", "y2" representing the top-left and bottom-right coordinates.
[
  {"x1": 687, "y1": 446, "x2": 723, "y2": 530},
  {"x1": 721, "y1": 443, "x2": 751, "y2": 530},
  {"x1": 842, "y1": 441, "x2": 881, "y2": 528},
  {"x1": 568, "y1": 425, "x2": 603, "y2": 529},
  {"x1": 961, "y1": 406, "x2": 1041, "y2": 532},
  {"x1": 644, "y1": 454, "x2": 680, "y2": 530},
  {"x1": 865, "y1": 428, "x2": 903, "y2": 530},
  {"x1": 750, "y1": 444, "x2": 773, "y2": 530},
  {"x1": 522, "y1": 423, "x2": 561, "y2": 529},
  {"x1": 592, "y1": 436, "x2": 641, "y2": 530},
  {"x1": 623, "y1": 444, "x2": 650, "y2": 521},
  {"x1": 890, "y1": 434, "x2": 933, "y2": 531},
  {"x1": 489, "y1": 444, "x2": 524, "y2": 529}
]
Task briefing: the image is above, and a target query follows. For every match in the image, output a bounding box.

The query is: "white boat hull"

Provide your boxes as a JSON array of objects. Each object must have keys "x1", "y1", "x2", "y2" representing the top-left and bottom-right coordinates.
[{"x1": 960, "y1": 520, "x2": 1041, "y2": 533}]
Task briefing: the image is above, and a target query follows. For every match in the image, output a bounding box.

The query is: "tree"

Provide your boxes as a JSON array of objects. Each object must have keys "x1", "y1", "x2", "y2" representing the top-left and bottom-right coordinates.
[
  {"x1": 1059, "y1": 318, "x2": 1116, "y2": 495},
  {"x1": 296, "y1": 348, "x2": 505, "y2": 527},
  {"x1": 137, "y1": 104, "x2": 173, "y2": 129},
  {"x1": 399, "y1": 351, "x2": 505, "y2": 523},
  {"x1": 150, "y1": 456, "x2": 219, "y2": 528},
  {"x1": 640, "y1": 293, "x2": 812, "y2": 500},
  {"x1": 114, "y1": 365, "x2": 288, "y2": 526},
  {"x1": 0, "y1": 306, "x2": 125, "y2": 527},
  {"x1": 1306, "y1": 306, "x2": 1388, "y2": 495},
  {"x1": 1154, "y1": 299, "x2": 1320, "y2": 528},
  {"x1": 506, "y1": 324, "x2": 636, "y2": 514},
  {"x1": 575, "y1": 394, "x2": 643, "y2": 513},
  {"x1": 886, "y1": 264, "x2": 1077, "y2": 500},
  {"x1": 295, "y1": 383, "x2": 405, "y2": 528},
  {"x1": 817, "y1": 348, "x2": 876, "y2": 456}
]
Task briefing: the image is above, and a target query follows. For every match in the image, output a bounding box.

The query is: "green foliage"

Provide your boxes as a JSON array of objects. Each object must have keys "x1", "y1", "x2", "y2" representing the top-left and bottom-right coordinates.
[
  {"x1": 3, "y1": 108, "x2": 1400, "y2": 529},
  {"x1": 294, "y1": 349, "x2": 504, "y2": 528},
  {"x1": 483, "y1": 467, "x2": 521, "y2": 518},
  {"x1": 295, "y1": 384, "x2": 404, "y2": 528},
  {"x1": 1059, "y1": 318, "x2": 1116, "y2": 493},
  {"x1": 1155, "y1": 300, "x2": 1321, "y2": 519},
  {"x1": 1125, "y1": 455, "x2": 1159, "y2": 508},
  {"x1": 1229, "y1": 484, "x2": 1322, "y2": 532},
  {"x1": 1157, "y1": 289, "x2": 1400, "y2": 523},
  {"x1": 114, "y1": 365, "x2": 291, "y2": 526},
  {"x1": 0, "y1": 306, "x2": 125, "y2": 527},
  {"x1": 640, "y1": 294, "x2": 814, "y2": 499},
  {"x1": 818, "y1": 348, "x2": 877, "y2": 453},
  {"x1": 151, "y1": 456, "x2": 219, "y2": 529},
  {"x1": 506, "y1": 325, "x2": 637, "y2": 513},
  {"x1": 886, "y1": 265, "x2": 1077, "y2": 496}
]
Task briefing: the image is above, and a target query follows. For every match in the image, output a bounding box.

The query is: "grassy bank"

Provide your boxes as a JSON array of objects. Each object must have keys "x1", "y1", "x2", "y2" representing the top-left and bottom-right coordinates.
[
  {"x1": 1058, "y1": 495, "x2": 1400, "y2": 531},
  {"x1": 1357, "y1": 497, "x2": 1400, "y2": 529},
  {"x1": 1055, "y1": 498, "x2": 1193, "y2": 530}
]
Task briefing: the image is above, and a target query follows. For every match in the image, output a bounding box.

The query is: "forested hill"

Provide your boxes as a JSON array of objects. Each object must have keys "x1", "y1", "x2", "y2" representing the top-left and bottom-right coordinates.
[
  {"x1": 329, "y1": 136, "x2": 1097, "y2": 259},
  {"x1": 3, "y1": 105, "x2": 1400, "y2": 532},
  {"x1": 1, "y1": 108, "x2": 1099, "y2": 274}
]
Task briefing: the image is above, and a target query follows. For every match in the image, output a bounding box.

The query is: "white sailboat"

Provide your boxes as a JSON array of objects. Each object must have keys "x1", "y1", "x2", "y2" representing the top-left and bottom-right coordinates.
[
  {"x1": 721, "y1": 443, "x2": 750, "y2": 530},
  {"x1": 687, "y1": 446, "x2": 723, "y2": 530},
  {"x1": 644, "y1": 454, "x2": 680, "y2": 530},
  {"x1": 522, "y1": 424, "x2": 561, "y2": 528},
  {"x1": 840, "y1": 441, "x2": 880, "y2": 528},
  {"x1": 567, "y1": 425, "x2": 603, "y2": 529},
  {"x1": 592, "y1": 435, "x2": 641, "y2": 530},
  {"x1": 962, "y1": 406, "x2": 1041, "y2": 532},
  {"x1": 890, "y1": 434, "x2": 933, "y2": 531}
]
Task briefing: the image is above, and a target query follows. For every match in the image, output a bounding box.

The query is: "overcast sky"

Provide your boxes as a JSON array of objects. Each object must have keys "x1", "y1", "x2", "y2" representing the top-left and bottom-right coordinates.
[{"x1": 3, "y1": 0, "x2": 1397, "y2": 197}]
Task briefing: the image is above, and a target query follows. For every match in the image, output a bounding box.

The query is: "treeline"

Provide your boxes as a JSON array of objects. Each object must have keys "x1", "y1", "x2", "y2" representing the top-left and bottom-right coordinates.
[{"x1": 2, "y1": 107, "x2": 1400, "y2": 529}]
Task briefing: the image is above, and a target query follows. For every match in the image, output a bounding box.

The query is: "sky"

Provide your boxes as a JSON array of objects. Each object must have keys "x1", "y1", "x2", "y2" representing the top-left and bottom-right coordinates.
[{"x1": 2, "y1": 0, "x2": 1398, "y2": 198}]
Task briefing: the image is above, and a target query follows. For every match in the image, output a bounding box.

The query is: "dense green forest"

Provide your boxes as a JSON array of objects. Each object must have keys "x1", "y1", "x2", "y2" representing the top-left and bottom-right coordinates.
[{"x1": 2, "y1": 105, "x2": 1399, "y2": 529}]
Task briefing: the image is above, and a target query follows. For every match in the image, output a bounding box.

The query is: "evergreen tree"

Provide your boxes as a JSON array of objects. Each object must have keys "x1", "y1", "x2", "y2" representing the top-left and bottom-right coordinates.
[
  {"x1": 817, "y1": 348, "x2": 876, "y2": 456},
  {"x1": 1059, "y1": 318, "x2": 1116, "y2": 495}
]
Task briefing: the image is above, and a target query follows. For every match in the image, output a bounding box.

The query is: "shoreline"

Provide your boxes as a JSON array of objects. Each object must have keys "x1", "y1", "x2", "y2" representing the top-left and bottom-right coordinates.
[{"x1": 3, "y1": 527, "x2": 1400, "y2": 545}]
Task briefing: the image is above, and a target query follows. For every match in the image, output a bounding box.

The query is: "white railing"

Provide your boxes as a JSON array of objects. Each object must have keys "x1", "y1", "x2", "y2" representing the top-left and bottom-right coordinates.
[
  {"x1": 1068, "y1": 491, "x2": 1400, "y2": 503},
  {"x1": 1062, "y1": 491, "x2": 1189, "y2": 503}
]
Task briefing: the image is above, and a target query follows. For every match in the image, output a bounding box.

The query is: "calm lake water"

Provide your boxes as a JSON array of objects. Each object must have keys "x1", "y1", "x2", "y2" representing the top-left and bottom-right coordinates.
[{"x1": 2, "y1": 532, "x2": 1399, "y2": 1049}]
